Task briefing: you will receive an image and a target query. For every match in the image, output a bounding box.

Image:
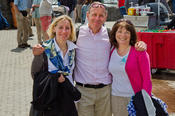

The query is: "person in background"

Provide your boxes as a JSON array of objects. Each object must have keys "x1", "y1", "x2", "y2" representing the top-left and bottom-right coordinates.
[
  {"x1": 71, "y1": 0, "x2": 77, "y2": 23},
  {"x1": 92, "y1": 0, "x2": 102, "y2": 2},
  {"x1": 14, "y1": 0, "x2": 30, "y2": 48},
  {"x1": 0, "y1": 6, "x2": 10, "y2": 29},
  {"x1": 172, "y1": 0, "x2": 175, "y2": 13},
  {"x1": 109, "y1": 19, "x2": 152, "y2": 116},
  {"x1": 81, "y1": 0, "x2": 92, "y2": 24},
  {"x1": 31, "y1": 0, "x2": 42, "y2": 44},
  {"x1": 75, "y1": 0, "x2": 84, "y2": 23},
  {"x1": 27, "y1": 0, "x2": 34, "y2": 37},
  {"x1": 39, "y1": 0, "x2": 52, "y2": 41},
  {"x1": 8, "y1": 0, "x2": 17, "y2": 28},
  {"x1": 118, "y1": 0, "x2": 127, "y2": 16},
  {"x1": 30, "y1": 15, "x2": 80, "y2": 116},
  {"x1": 58, "y1": 0, "x2": 77, "y2": 22},
  {"x1": 31, "y1": 2, "x2": 147, "y2": 116}
]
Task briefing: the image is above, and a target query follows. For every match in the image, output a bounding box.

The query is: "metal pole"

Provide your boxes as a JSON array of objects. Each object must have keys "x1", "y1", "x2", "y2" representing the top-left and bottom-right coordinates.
[{"x1": 158, "y1": 0, "x2": 160, "y2": 26}]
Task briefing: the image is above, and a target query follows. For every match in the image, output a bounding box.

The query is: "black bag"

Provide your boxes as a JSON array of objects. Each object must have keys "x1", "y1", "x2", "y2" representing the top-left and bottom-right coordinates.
[
  {"x1": 31, "y1": 53, "x2": 81, "y2": 115},
  {"x1": 133, "y1": 90, "x2": 169, "y2": 116},
  {"x1": 31, "y1": 72, "x2": 60, "y2": 111},
  {"x1": 152, "y1": 97, "x2": 169, "y2": 116}
]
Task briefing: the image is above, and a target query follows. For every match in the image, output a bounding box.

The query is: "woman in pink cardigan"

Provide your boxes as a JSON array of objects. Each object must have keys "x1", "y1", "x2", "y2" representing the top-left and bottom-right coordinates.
[{"x1": 108, "y1": 19, "x2": 152, "y2": 116}]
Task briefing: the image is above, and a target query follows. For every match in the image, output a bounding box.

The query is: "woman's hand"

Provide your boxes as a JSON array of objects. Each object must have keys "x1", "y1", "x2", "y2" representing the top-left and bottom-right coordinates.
[
  {"x1": 58, "y1": 74, "x2": 65, "y2": 83},
  {"x1": 135, "y1": 41, "x2": 147, "y2": 51},
  {"x1": 32, "y1": 44, "x2": 45, "y2": 56}
]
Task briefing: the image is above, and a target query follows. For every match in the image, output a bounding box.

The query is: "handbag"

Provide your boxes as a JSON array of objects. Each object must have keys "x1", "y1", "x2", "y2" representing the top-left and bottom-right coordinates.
[
  {"x1": 151, "y1": 96, "x2": 169, "y2": 116},
  {"x1": 31, "y1": 71, "x2": 60, "y2": 111},
  {"x1": 31, "y1": 50, "x2": 81, "y2": 116},
  {"x1": 128, "y1": 90, "x2": 169, "y2": 116}
]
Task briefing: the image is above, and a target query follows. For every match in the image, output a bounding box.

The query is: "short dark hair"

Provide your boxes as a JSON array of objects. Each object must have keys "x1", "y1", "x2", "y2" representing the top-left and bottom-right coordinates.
[{"x1": 110, "y1": 19, "x2": 137, "y2": 48}]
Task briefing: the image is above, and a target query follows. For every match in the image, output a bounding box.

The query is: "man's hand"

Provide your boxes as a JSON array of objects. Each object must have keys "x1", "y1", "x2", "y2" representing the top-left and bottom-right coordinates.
[
  {"x1": 135, "y1": 41, "x2": 147, "y2": 51},
  {"x1": 32, "y1": 44, "x2": 45, "y2": 56},
  {"x1": 58, "y1": 74, "x2": 65, "y2": 83}
]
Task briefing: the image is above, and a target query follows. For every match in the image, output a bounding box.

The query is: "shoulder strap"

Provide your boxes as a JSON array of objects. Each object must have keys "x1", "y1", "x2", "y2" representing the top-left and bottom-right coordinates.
[
  {"x1": 76, "y1": 26, "x2": 80, "y2": 39},
  {"x1": 74, "y1": 25, "x2": 81, "y2": 44},
  {"x1": 109, "y1": 46, "x2": 115, "y2": 59},
  {"x1": 107, "y1": 27, "x2": 111, "y2": 37},
  {"x1": 42, "y1": 52, "x2": 48, "y2": 72}
]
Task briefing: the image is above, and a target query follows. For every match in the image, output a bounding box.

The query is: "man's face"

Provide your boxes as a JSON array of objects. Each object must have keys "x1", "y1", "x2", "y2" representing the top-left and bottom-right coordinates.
[{"x1": 87, "y1": 6, "x2": 107, "y2": 31}]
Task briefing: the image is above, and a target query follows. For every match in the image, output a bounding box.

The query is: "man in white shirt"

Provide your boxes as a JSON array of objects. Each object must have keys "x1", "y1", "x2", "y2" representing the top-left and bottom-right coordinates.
[{"x1": 74, "y1": 2, "x2": 112, "y2": 115}]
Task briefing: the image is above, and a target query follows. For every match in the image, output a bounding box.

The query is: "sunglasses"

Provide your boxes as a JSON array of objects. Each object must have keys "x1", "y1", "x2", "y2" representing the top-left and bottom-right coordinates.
[
  {"x1": 90, "y1": 3, "x2": 106, "y2": 9},
  {"x1": 116, "y1": 19, "x2": 133, "y2": 26}
]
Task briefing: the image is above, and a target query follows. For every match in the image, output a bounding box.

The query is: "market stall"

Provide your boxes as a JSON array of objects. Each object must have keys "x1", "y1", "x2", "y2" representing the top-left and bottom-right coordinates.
[
  {"x1": 124, "y1": 2, "x2": 170, "y2": 29},
  {"x1": 137, "y1": 31, "x2": 175, "y2": 70}
]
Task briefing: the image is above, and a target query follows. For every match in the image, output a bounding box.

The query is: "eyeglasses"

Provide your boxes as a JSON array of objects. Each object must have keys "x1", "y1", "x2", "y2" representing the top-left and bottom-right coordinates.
[
  {"x1": 90, "y1": 3, "x2": 106, "y2": 10},
  {"x1": 116, "y1": 19, "x2": 133, "y2": 26}
]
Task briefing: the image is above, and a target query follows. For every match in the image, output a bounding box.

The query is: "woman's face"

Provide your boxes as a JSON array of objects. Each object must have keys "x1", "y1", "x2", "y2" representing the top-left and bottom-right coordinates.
[
  {"x1": 54, "y1": 19, "x2": 71, "y2": 41},
  {"x1": 115, "y1": 26, "x2": 131, "y2": 46}
]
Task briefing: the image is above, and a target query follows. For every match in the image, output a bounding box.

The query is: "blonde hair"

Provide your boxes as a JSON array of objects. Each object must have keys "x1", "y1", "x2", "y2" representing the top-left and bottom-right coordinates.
[{"x1": 47, "y1": 15, "x2": 76, "y2": 42}]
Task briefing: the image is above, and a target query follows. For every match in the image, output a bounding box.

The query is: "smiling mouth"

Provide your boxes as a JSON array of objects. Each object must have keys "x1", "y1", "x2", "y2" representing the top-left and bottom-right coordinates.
[
  {"x1": 119, "y1": 38, "x2": 127, "y2": 41},
  {"x1": 94, "y1": 22, "x2": 101, "y2": 24}
]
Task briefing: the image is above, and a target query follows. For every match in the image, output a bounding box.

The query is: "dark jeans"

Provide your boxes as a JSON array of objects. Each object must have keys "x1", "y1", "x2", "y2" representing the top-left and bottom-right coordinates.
[
  {"x1": 120, "y1": 7, "x2": 127, "y2": 16},
  {"x1": 172, "y1": 0, "x2": 175, "y2": 13}
]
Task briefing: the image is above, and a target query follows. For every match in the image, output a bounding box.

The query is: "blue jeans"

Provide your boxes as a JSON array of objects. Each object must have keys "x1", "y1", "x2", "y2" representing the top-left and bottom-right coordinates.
[
  {"x1": 172, "y1": 0, "x2": 175, "y2": 13},
  {"x1": 120, "y1": 7, "x2": 127, "y2": 16}
]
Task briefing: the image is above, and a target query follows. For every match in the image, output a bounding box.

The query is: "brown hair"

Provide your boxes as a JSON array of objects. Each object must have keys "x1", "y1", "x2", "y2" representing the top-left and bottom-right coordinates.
[
  {"x1": 110, "y1": 19, "x2": 137, "y2": 48},
  {"x1": 84, "y1": 0, "x2": 92, "y2": 5}
]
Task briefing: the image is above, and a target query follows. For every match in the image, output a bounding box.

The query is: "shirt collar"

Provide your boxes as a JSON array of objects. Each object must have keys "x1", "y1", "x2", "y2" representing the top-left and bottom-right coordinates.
[{"x1": 53, "y1": 38, "x2": 77, "y2": 52}]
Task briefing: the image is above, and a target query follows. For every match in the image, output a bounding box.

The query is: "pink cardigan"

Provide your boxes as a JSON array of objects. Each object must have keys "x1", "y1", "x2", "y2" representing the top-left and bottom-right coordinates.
[{"x1": 125, "y1": 46, "x2": 152, "y2": 96}]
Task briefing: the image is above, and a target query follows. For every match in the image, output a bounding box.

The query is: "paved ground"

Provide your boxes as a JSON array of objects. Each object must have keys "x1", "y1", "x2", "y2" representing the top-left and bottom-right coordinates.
[
  {"x1": 152, "y1": 70, "x2": 175, "y2": 115},
  {"x1": 0, "y1": 29, "x2": 33, "y2": 116},
  {"x1": 0, "y1": 23, "x2": 174, "y2": 116}
]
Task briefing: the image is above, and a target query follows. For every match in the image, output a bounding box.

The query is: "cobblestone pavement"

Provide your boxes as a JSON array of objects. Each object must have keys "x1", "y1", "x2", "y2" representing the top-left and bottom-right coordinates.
[
  {"x1": 0, "y1": 28, "x2": 34, "y2": 116},
  {"x1": 0, "y1": 25, "x2": 175, "y2": 116}
]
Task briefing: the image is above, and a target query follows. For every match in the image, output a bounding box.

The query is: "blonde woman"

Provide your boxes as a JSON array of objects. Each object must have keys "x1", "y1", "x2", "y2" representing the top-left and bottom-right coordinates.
[{"x1": 30, "y1": 15, "x2": 80, "y2": 116}]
